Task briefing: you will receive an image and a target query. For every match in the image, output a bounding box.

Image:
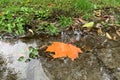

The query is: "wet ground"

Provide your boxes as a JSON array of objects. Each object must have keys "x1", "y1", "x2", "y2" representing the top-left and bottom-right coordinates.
[{"x1": 0, "y1": 30, "x2": 120, "y2": 80}]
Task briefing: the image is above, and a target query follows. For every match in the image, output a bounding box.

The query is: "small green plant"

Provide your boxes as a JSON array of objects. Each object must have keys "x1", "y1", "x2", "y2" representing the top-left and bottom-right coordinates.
[
  {"x1": 45, "y1": 23, "x2": 60, "y2": 35},
  {"x1": 18, "y1": 47, "x2": 39, "y2": 62},
  {"x1": 19, "y1": 7, "x2": 34, "y2": 15},
  {"x1": 83, "y1": 13, "x2": 92, "y2": 20},
  {"x1": 58, "y1": 16, "x2": 73, "y2": 28},
  {"x1": 29, "y1": 47, "x2": 39, "y2": 59},
  {"x1": 0, "y1": 6, "x2": 35, "y2": 35},
  {"x1": 18, "y1": 56, "x2": 25, "y2": 62},
  {"x1": 35, "y1": 9, "x2": 50, "y2": 20},
  {"x1": 37, "y1": 22, "x2": 59, "y2": 36},
  {"x1": 0, "y1": 11, "x2": 25, "y2": 35}
]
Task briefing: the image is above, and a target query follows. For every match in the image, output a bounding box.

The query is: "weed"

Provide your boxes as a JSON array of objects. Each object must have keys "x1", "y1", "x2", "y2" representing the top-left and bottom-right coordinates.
[
  {"x1": 0, "y1": 6, "x2": 35, "y2": 35},
  {"x1": 58, "y1": 16, "x2": 73, "y2": 28},
  {"x1": 35, "y1": 9, "x2": 50, "y2": 20},
  {"x1": 45, "y1": 23, "x2": 59, "y2": 36},
  {"x1": 18, "y1": 56, "x2": 25, "y2": 62},
  {"x1": 18, "y1": 47, "x2": 39, "y2": 62},
  {"x1": 83, "y1": 13, "x2": 92, "y2": 20},
  {"x1": 0, "y1": 11, "x2": 25, "y2": 35},
  {"x1": 37, "y1": 22, "x2": 59, "y2": 36},
  {"x1": 29, "y1": 47, "x2": 39, "y2": 59}
]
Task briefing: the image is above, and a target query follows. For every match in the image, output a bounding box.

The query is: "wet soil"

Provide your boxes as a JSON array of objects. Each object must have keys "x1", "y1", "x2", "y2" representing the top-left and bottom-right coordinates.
[
  {"x1": 0, "y1": 29, "x2": 120, "y2": 80},
  {"x1": 39, "y1": 32, "x2": 120, "y2": 80}
]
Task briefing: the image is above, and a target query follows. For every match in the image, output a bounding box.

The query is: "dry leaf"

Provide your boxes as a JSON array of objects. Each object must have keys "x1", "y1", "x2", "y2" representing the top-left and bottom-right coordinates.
[
  {"x1": 96, "y1": 23, "x2": 102, "y2": 28},
  {"x1": 47, "y1": 3, "x2": 55, "y2": 7},
  {"x1": 94, "y1": 10, "x2": 102, "y2": 17},
  {"x1": 73, "y1": 18, "x2": 87, "y2": 24},
  {"x1": 116, "y1": 30, "x2": 120, "y2": 36},
  {"x1": 39, "y1": 45, "x2": 47, "y2": 49},
  {"x1": 83, "y1": 22, "x2": 94, "y2": 28},
  {"x1": 106, "y1": 32, "x2": 112, "y2": 39},
  {"x1": 28, "y1": 29, "x2": 34, "y2": 35},
  {"x1": 78, "y1": 18, "x2": 87, "y2": 24},
  {"x1": 46, "y1": 42, "x2": 82, "y2": 61},
  {"x1": 0, "y1": 12, "x2": 5, "y2": 16},
  {"x1": 97, "y1": 28, "x2": 103, "y2": 36}
]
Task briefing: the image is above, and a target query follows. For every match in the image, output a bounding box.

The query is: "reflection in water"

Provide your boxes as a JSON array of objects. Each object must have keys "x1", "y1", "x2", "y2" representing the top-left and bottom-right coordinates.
[
  {"x1": 26, "y1": 59, "x2": 49, "y2": 80},
  {"x1": 0, "y1": 40, "x2": 49, "y2": 80}
]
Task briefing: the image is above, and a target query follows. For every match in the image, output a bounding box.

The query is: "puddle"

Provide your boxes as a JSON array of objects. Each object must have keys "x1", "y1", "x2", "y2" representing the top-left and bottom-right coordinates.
[
  {"x1": 0, "y1": 33, "x2": 120, "y2": 80},
  {"x1": 0, "y1": 40, "x2": 49, "y2": 80}
]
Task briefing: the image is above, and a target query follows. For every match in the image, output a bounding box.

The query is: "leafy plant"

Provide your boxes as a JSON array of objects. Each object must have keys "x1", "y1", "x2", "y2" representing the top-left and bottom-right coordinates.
[
  {"x1": 0, "y1": 11, "x2": 25, "y2": 35},
  {"x1": 29, "y1": 47, "x2": 39, "y2": 59},
  {"x1": 35, "y1": 9, "x2": 50, "y2": 20},
  {"x1": 19, "y1": 7, "x2": 34, "y2": 14},
  {"x1": 83, "y1": 13, "x2": 92, "y2": 20},
  {"x1": 58, "y1": 16, "x2": 73, "y2": 28},
  {"x1": 18, "y1": 56, "x2": 25, "y2": 62},
  {"x1": 18, "y1": 47, "x2": 39, "y2": 62},
  {"x1": 0, "y1": 6, "x2": 35, "y2": 35},
  {"x1": 37, "y1": 22, "x2": 60, "y2": 36},
  {"x1": 45, "y1": 23, "x2": 59, "y2": 35}
]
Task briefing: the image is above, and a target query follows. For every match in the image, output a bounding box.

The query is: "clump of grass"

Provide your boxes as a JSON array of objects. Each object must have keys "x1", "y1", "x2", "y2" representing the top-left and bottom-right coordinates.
[
  {"x1": 35, "y1": 9, "x2": 50, "y2": 20},
  {"x1": 74, "y1": 0, "x2": 94, "y2": 13},
  {"x1": 58, "y1": 16, "x2": 73, "y2": 28},
  {"x1": 90, "y1": 0, "x2": 120, "y2": 8},
  {"x1": 49, "y1": 0, "x2": 95, "y2": 18},
  {"x1": 0, "y1": 11, "x2": 25, "y2": 35},
  {"x1": 18, "y1": 47, "x2": 39, "y2": 62},
  {"x1": 1, "y1": 0, "x2": 120, "y2": 36},
  {"x1": 0, "y1": 6, "x2": 35, "y2": 35},
  {"x1": 37, "y1": 22, "x2": 60, "y2": 36},
  {"x1": 45, "y1": 23, "x2": 60, "y2": 35}
]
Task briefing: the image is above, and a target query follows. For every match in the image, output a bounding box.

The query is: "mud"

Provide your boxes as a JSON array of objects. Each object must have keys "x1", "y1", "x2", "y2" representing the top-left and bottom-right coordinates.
[{"x1": 0, "y1": 31, "x2": 120, "y2": 80}]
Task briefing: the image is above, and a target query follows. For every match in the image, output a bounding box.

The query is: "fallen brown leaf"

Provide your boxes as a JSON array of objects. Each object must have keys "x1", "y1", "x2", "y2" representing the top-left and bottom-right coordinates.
[{"x1": 106, "y1": 32, "x2": 112, "y2": 39}]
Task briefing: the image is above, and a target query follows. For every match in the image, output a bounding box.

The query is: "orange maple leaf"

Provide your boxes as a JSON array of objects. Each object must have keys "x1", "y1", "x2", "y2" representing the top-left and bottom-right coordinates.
[{"x1": 46, "y1": 42, "x2": 82, "y2": 61}]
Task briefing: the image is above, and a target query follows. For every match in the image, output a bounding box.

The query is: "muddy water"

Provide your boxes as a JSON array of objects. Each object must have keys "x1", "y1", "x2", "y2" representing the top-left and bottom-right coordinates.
[
  {"x1": 0, "y1": 35, "x2": 120, "y2": 80},
  {"x1": 0, "y1": 39, "x2": 49, "y2": 80}
]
